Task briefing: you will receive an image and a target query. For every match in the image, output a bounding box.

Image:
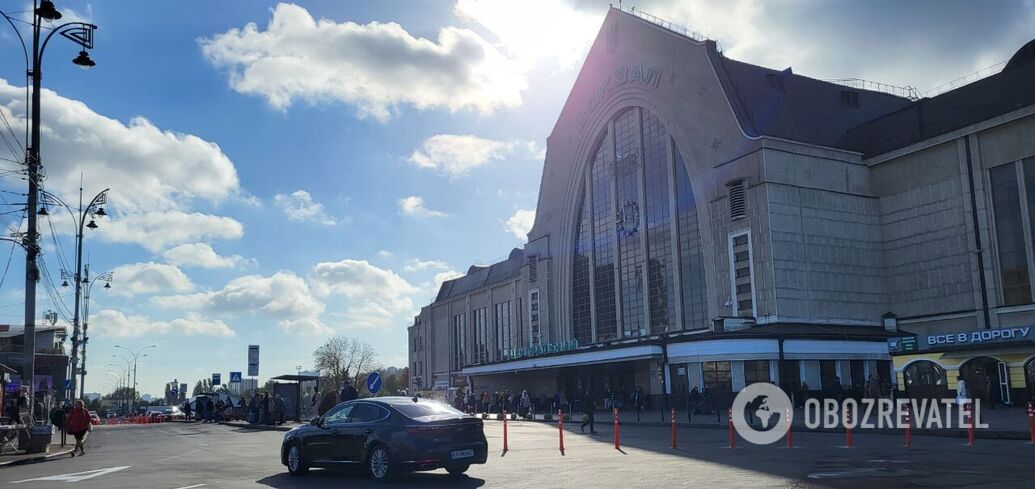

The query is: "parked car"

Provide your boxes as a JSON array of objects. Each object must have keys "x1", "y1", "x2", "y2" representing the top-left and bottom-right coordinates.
[
  {"x1": 146, "y1": 405, "x2": 184, "y2": 421},
  {"x1": 88, "y1": 411, "x2": 101, "y2": 425},
  {"x1": 281, "y1": 397, "x2": 487, "y2": 481},
  {"x1": 106, "y1": 412, "x2": 116, "y2": 419}
]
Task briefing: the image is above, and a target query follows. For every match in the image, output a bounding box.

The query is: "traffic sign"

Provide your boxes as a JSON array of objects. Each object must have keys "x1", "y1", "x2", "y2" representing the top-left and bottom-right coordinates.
[
  {"x1": 63, "y1": 379, "x2": 72, "y2": 391},
  {"x1": 212, "y1": 373, "x2": 221, "y2": 386},
  {"x1": 366, "y1": 372, "x2": 382, "y2": 394},
  {"x1": 248, "y1": 345, "x2": 260, "y2": 377},
  {"x1": 229, "y1": 372, "x2": 242, "y2": 383}
]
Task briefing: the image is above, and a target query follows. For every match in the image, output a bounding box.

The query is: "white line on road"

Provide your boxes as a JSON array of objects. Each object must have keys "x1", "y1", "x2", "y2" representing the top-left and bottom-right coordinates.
[
  {"x1": 171, "y1": 484, "x2": 206, "y2": 489},
  {"x1": 10, "y1": 466, "x2": 131, "y2": 484}
]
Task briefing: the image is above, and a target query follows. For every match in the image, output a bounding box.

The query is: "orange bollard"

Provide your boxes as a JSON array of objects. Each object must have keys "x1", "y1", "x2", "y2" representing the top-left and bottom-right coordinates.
[
  {"x1": 558, "y1": 410, "x2": 565, "y2": 454},
  {"x1": 613, "y1": 408, "x2": 620, "y2": 450},
  {"x1": 785, "y1": 407, "x2": 793, "y2": 448},
  {"x1": 670, "y1": 408, "x2": 677, "y2": 449},
  {"x1": 967, "y1": 402, "x2": 975, "y2": 447},
  {"x1": 503, "y1": 410, "x2": 509, "y2": 452},
  {"x1": 904, "y1": 403, "x2": 912, "y2": 449},
  {"x1": 728, "y1": 408, "x2": 735, "y2": 449},
  {"x1": 1027, "y1": 402, "x2": 1034, "y2": 446},
  {"x1": 845, "y1": 407, "x2": 853, "y2": 448}
]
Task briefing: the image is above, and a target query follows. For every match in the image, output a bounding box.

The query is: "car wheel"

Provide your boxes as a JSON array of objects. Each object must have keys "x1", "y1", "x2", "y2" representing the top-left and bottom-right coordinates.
[
  {"x1": 286, "y1": 442, "x2": 309, "y2": 476},
  {"x1": 446, "y1": 464, "x2": 470, "y2": 476},
  {"x1": 367, "y1": 444, "x2": 394, "y2": 482}
]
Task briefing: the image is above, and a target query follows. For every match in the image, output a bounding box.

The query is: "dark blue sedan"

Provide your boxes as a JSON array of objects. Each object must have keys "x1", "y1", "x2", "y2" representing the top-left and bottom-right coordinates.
[{"x1": 281, "y1": 396, "x2": 487, "y2": 481}]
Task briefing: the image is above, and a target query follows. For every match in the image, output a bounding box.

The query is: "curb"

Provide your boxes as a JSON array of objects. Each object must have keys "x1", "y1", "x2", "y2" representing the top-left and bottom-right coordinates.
[
  {"x1": 222, "y1": 422, "x2": 294, "y2": 432},
  {"x1": 0, "y1": 446, "x2": 75, "y2": 468}
]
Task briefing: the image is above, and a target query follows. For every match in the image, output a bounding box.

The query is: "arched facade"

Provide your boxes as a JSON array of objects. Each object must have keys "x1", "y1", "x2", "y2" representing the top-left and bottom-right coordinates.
[
  {"x1": 902, "y1": 359, "x2": 949, "y2": 400},
  {"x1": 570, "y1": 106, "x2": 708, "y2": 345}
]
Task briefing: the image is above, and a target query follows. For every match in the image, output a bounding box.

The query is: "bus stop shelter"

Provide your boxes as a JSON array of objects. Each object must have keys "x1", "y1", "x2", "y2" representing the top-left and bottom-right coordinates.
[{"x1": 269, "y1": 374, "x2": 320, "y2": 421}]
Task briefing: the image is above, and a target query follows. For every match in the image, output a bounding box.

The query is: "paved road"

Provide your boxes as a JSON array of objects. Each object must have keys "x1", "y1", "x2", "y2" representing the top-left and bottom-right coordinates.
[{"x1": 0, "y1": 420, "x2": 1032, "y2": 488}]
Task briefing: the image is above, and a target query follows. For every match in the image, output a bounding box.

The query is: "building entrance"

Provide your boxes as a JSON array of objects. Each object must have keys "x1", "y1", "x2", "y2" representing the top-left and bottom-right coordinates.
[{"x1": 960, "y1": 356, "x2": 1010, "y2": 406}]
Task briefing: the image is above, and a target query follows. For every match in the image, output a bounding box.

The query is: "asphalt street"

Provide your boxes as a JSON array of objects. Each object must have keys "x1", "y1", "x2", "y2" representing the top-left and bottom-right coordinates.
[{"x1": 1, "y1": 420, "x2": 1033, "y2": 488}]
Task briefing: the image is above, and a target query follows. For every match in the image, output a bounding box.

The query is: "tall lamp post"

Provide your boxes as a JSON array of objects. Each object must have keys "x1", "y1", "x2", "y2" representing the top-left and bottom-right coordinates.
[
  {"x1": 110, "y1": 357, "x2": 132, "y2": 413},
  {"x1": 0, "y1": 1, "x2": 97, "y2": 420},
  {"x1": 41, "y1": 187, "x2": 109, "y2": 401},
  {"x1": 114, "y1": 345, "x2": 156, "y2": 414},
  {"x1": 60, "y1": 262, "x2": 112, "y2": 398}
]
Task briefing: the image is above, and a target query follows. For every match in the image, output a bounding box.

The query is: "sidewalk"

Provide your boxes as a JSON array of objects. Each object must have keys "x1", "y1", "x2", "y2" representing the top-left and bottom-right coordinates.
[
  {"x1": 0, "y1": 443, "x2": 74, "y2": 467},
  {"x1": 474, "y1": 404, "x2": 1035, "y2": 440}
]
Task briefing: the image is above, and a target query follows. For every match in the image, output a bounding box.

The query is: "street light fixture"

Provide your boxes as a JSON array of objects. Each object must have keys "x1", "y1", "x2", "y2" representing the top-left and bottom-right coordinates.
[
  {"x1": 114, "y1": 345, "x2": 156, "y2": 414},
  {"x1": 0, "y1": 2, "x2": 99, "y2": 422},
  {"x1": 72, "y1": 50, "x2": 95, "y2": 69},
  {"x1": 75, "y1": 267, "x2": 112, "y2": 396}
]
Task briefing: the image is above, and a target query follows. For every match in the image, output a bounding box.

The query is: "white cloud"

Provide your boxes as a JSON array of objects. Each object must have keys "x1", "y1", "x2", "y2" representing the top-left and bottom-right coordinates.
[
  {"x1": 0, "y1": 79, "x2": 240, "y2": 213},
  {"x1": 91, "y1": 309, "x2": 235, "y2": 338},
  {"x1": 503, "y1": 208, "x2": 535, "y2": 240},
  {"x1": 376, "y1": 250, "x2": 394, "y2": 259},
  {"x1": 199, "y1": 3, "x2": 526, "y2": 121},
  {"x1": 152, "y1": 271, "x2": 329, "y2": 335},
  {"x1": 99, "y1": 211, "x2": 244, "y2": 253},
  {"x1": 109, "y1": 262, "x2": 194, "y2": 297},
  {"x1": 162, "y1": 243, "x2": 247, "y2": 269},
  {"x1": 455, "y1": 0, "x2": 602, "y2": 70},
  {"x1": 408, "y1": 134, "x2": 541, "y2": 178},
  {"x1": 311, "y1": 259, "x2": 419, "y2": 330},
  {"x1": 403, "y1": 259, "x2": 450, "y2": 273},
  {"x1": 398, "y1": 195, "x2": 447, "y2": 218},
  {"x1": 273, "y1": 190, "x2": 338, "y2": 225}
]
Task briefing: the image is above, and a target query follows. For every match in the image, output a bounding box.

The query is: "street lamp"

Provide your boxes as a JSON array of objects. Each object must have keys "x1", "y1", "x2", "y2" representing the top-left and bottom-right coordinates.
[
  {"x1": 109, "y1": 358, "x2": 131, "y2": 413},
  {"x1": 44, "y1": 187, "x2": 108, "y2": 401},
  {"x1": 114, "y1": 345, "x2": 156, "y2": 413},
  {"x1": 0, "y1": 2, "x2": 98, "y2": 422},
  {"x1": 62, "y1": 263, "x2": 112, "y2": 397}
]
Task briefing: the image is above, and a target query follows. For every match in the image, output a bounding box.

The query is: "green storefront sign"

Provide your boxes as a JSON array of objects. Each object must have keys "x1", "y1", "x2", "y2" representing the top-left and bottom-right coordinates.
[
  {"x1": 888, "y1": 336, "x2": 918, "y2": 353},
  {"x1": 511, "y1": 340, "x2": 579, "y2": 359}
]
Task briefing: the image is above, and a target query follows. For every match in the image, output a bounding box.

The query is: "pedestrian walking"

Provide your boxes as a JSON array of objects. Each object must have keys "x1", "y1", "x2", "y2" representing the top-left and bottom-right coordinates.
[
  {"x1": 579, "y1": 390, "x2": 598, "y2": 434},
  {"x1": 520, "y1": 390, "x2": 531, "y2": 418},
  {"x1": 183, "y1": 398, "x2": 193, "y2": 422},
  {"x1": 317, "y1": 388, "x2": 337, "y2": 417},
  {"x1": 66, "y1": 399, "x2": 92, "y2": 457}
]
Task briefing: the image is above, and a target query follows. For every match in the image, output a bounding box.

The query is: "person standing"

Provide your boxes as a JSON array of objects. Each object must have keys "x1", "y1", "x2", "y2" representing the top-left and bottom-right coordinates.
[
  {"x1": 955, "y1": 376, "x2": 968, "y2": 406},
  {"x1": 274, "y1": 394, "x2": 287, "y2": 425},
  {"x1": 317, "y1": 388, "x2": 337, "y2": 417},
  {"x1": 183, "y1": 398, "x2": 193, "y2": 422},
  {"x1": 984, "y1": 373, "x2": 996, "y2": 409},
  {"x1": 340, "y1": 380, "x2": 358, "y2": 403},
  {"x1": 66, "y1": 399, "x2": 92, "y2": 457}
]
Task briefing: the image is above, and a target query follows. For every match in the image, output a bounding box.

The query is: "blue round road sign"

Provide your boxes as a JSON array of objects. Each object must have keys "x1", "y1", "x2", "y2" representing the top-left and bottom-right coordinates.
[{"x1": 366, "y1": 372, "x2": 382, "y2": 394}]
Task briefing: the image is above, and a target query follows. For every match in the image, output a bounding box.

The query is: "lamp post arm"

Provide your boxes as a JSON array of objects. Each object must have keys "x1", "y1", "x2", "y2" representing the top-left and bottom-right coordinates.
[
  {"x1": 37, "y1": 21, "x2": 96, "y2": 71},
  {"x1": 0, "y1": 10, "x2": 30, "y2": 73}
]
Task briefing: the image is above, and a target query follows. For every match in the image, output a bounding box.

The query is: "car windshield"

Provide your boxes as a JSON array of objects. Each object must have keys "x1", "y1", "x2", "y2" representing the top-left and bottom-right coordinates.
[{"x1": 392, "y1": 401, "x2": 466, "y2": 422}]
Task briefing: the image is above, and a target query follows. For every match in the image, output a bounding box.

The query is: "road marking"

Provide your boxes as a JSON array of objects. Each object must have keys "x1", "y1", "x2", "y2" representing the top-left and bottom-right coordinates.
[
  {"x1": 10, "y1": 466, "x2": 130, "y2": 484},
  {"x1": 156, "y1": 448, "x2": 201, "y2": 463},
  {"x1": 171, "y1": 485, "x2": 206, "y2": 489}
]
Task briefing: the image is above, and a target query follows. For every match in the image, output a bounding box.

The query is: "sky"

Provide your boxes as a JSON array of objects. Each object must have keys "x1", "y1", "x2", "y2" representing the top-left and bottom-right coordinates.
[{"x1": 0, "y1": 0, "x2": 1031, "y2": 398}]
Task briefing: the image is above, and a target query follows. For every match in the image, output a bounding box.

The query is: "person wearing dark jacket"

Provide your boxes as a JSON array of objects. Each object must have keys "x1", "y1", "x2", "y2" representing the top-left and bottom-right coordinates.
[
  {"x1": 579, "y1": 390, "x2": 598, "y2": 434},
  {"x1": 317, "y1": 389, "x2": 338, "y2": 416},
  {"x1": 340, "y1": 380, "x2": 358, "y2": 403}
]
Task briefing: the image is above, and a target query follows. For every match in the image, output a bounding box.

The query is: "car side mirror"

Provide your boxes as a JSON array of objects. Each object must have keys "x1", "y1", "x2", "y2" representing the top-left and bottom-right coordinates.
[{"x1": 310, "y1": 417, "x2": 323, "y2": 427}]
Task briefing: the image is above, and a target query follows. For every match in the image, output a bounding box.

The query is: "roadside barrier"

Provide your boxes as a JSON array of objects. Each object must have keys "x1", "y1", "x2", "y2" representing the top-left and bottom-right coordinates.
[
  {"x1": 904, "y1": 403, "x2": 912, "y2": 448},
  {"x1": 613, "y1": 408, "x2": 620, "y2": 450},
  {"x1": 727, "y1": 408, "x2": 735, "y2": 449},
  {"x1": 785, "y1": 407, "x2": 792, "y2": 448},
  {"x1": 502, "y1": 410, "x2": 509, "y2": 452},
  {"x1": 1028, "y1": 402, "x2": 1034, "y2": 446},
  {"x1": 557, "y1": 410, "x2": 565, "y2": 454},
  {"x1": 670, "y1": 408, "x2": 677, "y2": 449}
]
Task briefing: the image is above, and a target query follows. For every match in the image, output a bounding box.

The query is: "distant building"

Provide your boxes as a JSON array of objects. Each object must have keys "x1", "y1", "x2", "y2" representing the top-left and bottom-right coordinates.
[
  {"x1": 84, "y1": 392, "x2": 101, "y2": 402},
  {"x1": 410, "y1": 7, "x2": 1035, "y2": 408},
  {"x1": 0, "y1": 325, "x2": 69, "y2": 401}
]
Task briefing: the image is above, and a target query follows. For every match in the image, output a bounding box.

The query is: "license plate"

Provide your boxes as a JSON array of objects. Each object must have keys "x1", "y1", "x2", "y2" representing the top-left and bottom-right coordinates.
[{"x1": 450, "y1": 449, "x2": 474, "y2": 459}]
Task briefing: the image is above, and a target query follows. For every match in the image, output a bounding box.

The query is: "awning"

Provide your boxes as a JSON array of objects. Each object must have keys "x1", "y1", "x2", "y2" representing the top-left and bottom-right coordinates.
[
  {"x1": 783, "y1": 340, "x2": 890, "y2": 360},
  {"x1": 462, "y1": 344, "x2": 662, "y2": 376},
  {"x1": 668, "y1": 339, "x2": 780, "y2": 363}
]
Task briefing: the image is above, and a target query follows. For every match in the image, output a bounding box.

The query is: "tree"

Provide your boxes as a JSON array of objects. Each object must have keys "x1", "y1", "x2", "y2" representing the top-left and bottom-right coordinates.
[
  {"x1": 313, "y1": 335, "x2": 380, "y2": 390},
  {"x1": 192, "y1": 379, "x2": 213, "y2": 396}
]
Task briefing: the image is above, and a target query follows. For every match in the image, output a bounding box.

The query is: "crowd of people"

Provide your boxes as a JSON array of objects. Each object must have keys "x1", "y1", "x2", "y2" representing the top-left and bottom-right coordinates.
[{"x1": 182, "y1": 392, "x2": 289, "y2": 425}]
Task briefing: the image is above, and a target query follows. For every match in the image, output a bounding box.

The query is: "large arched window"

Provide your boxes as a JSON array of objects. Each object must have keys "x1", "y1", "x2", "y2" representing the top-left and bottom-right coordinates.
[
  {"x1": 571, "y1": 107, "x2": 707, "y2": 344},
  {"x1": 902, "y1": 360, "x2": 949, "y2": 400}
]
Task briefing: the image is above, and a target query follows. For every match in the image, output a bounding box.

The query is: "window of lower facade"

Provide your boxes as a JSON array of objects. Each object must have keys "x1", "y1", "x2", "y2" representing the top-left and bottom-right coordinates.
[
  {"x1": 702, "y1": 361, "x2": 732, "y2": 393},
  {"x1": 473, "y1": 308, "x2": 488, "y2": 364},
  {"x1": 744, "y1": 359, "x2": 771, "y2": 385},
  {"x1": 494, "y1": 301, "x2": 512, "y2": 360},
  {"x1": 452, "y1": 313, "x2": 466, "y2": 370}
]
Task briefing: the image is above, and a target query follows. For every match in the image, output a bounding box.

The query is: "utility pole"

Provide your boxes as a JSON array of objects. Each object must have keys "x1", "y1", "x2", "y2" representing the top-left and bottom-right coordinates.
[{"x1": 22, "y1": 0, "x2": 45, "y2": 419}]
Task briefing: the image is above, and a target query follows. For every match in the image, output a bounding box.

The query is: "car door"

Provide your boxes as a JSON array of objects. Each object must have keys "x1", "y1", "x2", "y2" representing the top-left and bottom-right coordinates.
[
  {"x1": 342, "y1": 402, "x2": 388, "y2": 462},
  {"x1": 306, "y1": 403, "x2": 353, "y2": 463}
]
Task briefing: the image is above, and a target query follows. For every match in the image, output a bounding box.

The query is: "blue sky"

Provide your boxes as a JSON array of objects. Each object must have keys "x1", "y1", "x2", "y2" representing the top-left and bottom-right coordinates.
[{"x1": 0, "y1": 0, "x2": 1030, "y2": 398}]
